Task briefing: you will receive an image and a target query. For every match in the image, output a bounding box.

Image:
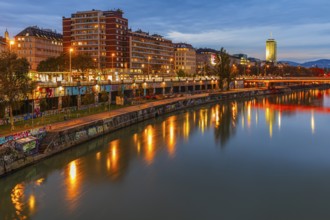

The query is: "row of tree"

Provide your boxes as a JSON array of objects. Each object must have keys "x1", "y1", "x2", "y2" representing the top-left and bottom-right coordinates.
[
  {"x1": 37, "y1": 53, "x2": 96, "y2": 73},
  {"x1": 0, "y1": 51, "x2": 35, "y2": 131}
]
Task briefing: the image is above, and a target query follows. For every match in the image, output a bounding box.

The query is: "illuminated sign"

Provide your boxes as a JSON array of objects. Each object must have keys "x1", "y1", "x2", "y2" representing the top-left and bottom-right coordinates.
[{"x1": 210, "y1": 54, "x2": 216, "y2": 66}]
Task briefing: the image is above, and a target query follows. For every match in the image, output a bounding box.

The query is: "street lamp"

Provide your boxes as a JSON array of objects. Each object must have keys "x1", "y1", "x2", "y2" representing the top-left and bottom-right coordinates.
[
  {"x1": 148, "y1": 56, "x2": 151, "y2": 79},
  {"x1": 69, "y1": 48, "x2": 73, "y2": 82},
  {"x1": 111, "y1": 53, "x2": 115, "y2": 72},
  {"x1": 9, "y1": 40, "x2": 14, "y2": 52},
  {"x1": 170, "y1": 58, "x2": 173, "y2": 76},
  {"x1": 32, "y1": 88, "x2": 35, "y2": 128}
]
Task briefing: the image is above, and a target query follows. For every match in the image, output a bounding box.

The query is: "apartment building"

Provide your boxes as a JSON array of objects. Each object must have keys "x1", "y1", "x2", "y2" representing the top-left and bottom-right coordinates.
[
  {"x1": 14, "y1": 26, "x2": 63, "y2": 70},
  {"x1": 129, "y1": 30, "x2": 174, "y2": 77},
  {"x1": 63, "y1": 9, "x2": 129, "y2": 71},
  {"x1": 174, "y1": 43, "x2": 196, "y2": 75}
]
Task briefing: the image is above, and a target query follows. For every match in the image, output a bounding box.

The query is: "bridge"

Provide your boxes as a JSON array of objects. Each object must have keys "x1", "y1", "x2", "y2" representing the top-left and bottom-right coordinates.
[{"x1": 243, "y1": 77, "x2": 330, "y2": 87}]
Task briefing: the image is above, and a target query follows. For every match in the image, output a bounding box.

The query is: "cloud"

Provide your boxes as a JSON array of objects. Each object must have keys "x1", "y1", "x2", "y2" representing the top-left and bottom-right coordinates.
[
  {"x1": 1, "y1": 0, "x2": 330, "y2": 62},
  {"x1": 166, "y1": 22, "x2": 330, "y2": 62}
]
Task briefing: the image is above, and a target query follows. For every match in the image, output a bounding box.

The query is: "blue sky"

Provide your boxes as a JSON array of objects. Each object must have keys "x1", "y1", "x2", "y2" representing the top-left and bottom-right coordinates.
[{"x1": 1, "y1": 0, "x2": 330, "y2": 62}]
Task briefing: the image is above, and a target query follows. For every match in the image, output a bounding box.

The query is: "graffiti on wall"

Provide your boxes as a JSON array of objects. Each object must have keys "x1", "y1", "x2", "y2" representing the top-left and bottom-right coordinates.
[{"x1": 0, "y1": 127, "x2": 47, "y2": 146}]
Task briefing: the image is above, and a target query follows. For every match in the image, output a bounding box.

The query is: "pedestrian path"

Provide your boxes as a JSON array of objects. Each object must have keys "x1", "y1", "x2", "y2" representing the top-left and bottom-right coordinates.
[{"x1": 49, "y1": 93, "x2": 209, "y2": 132}]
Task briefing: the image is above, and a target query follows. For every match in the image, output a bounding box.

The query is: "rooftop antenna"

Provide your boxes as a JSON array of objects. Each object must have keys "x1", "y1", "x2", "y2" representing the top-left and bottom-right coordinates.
[{"x1": 270, "y1": 32, "x2": 273, "y2": 39}]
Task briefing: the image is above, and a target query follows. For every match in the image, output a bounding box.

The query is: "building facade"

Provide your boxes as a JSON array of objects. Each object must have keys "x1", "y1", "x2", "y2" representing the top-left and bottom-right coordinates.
[
  {"x1": 63, "y1": 9, "x2": 129, "y2": 71},
  {"x1": 129, "y1": 30, "x2": 174, "y2": 77},
  {"x1": 14, "y1": 26, "x2": 63, "y2": 70},
  {"x1": 0, "y1": 36, "x2": 6, "y2": 52},
  {"x1": 0, "y1": 29, "x2": 12, "y2": 52},
  {"x1": 196, "y1": 48, "x2": 218, "y2": 75},
  {"x1": 174, "y1": 43, "x2": 196, "y2": 76},
  {"x1": 266, "y1": 38, "x2": 277, "y2": 64}
]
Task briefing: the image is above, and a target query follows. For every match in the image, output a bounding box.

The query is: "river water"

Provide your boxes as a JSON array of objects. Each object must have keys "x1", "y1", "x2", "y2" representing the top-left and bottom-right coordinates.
[{"x1": 1, "y1": 89, "x2": 330, "y2": 220}]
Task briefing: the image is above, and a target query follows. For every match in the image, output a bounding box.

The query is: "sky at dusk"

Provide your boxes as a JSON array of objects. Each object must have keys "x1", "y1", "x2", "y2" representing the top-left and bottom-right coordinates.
[{"x1": 1, "y1": 0, "x2": 330, "y2": 62}]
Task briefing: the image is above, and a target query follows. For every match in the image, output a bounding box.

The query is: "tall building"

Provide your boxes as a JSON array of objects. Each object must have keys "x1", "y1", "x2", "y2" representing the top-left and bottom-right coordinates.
[
  {"x1": 63, "y1": 9, "x2": 129, "y2": 71},
  {"x1": 14, "y1": 26, "x2": 63, "y2": 70},
  {"x1": 266, "y1": 38, "x2": 277, "y2": 63},
  {"x1": 174, "y1": 43, "x2": 196, "y2": 75},
  {"x1": 129, "y1": 29, "x2": 174, "y2": 76}
]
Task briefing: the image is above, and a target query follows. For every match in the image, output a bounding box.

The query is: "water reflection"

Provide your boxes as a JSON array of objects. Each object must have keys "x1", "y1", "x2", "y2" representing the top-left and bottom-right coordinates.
[
  {"x1": 144, "y1": 125, "x2": 155, "y2": 164},
  {"x1": 214, "y1": 101, "x2": 239, "y2": 147},
  {"x1": 167, "y1": 116, "x2": 176, "y2": 158},
  {"x1": 65, "y1": 160, "x2": 80, "y2": 212},
  {"x1": 251, "y1": 89, "x2": 328, "y2": 137},
  {"x1": 0, "y1": 89, "x2": 329, "y2": 219},
  {"x1": 311, "y1": 111, "x2": 315, "y2": 134}
]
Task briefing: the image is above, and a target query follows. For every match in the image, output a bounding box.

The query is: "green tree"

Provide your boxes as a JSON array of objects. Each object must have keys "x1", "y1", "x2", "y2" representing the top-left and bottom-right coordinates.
[
  {"x1": 72, "y1": 54, "x2": 95, "y2": 73},
  {"x1": 213, "y1": 48, "x2": 231, "y2": 90},
  {"x1": 0, "y1": 52, "x2": 36, "y2": 130},
  {"x1": 176, "y1": 69, "x2": 186, "y2": 78},
  {"x1": 37, "y1": 54, "x2": 67, "y2": 72}
]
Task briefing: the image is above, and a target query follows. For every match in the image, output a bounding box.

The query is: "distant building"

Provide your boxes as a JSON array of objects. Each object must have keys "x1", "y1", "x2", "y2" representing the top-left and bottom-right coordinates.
[
  {"x1": 196, "y1": 48, "x2": 218, "y2": 75},
  {"x1": 0, "y1": 36, "x2": 6, "y2": 52},
  {"x1": 63, "y1": 9, "x2": 130, "y2": 71},
  {"x1": 14, "y1": 26, "x2": 63, "y2": 70},
  {"x1": 0, "y1": 29, "x2": 11, "y2": 52},
  {"x1": 129, "y1": 29, "x2": 174, "y2": 76},
  {"x1": 232, "y1": 53, "x2": 249, "y2": 65},
  {"x1": 266, "y1": 38, "x2": 277, "y2": 64},
  {"x1": 174, "y1": 43, "x2": 196, "y2": 75},
  {"x1": 248, "y1": 57, "x2": 261, "y2": 66}
]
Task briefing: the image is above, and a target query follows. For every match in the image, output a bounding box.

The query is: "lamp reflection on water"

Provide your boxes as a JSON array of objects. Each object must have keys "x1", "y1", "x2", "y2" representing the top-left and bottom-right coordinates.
[
  {"x1": 183, "y1": 112, "x2": 190, "y2": 140},
  {"x1": 107, "y1": 140, "x2": 119, "y2": 172},
  {"x1": 278, "y1": 112, "x2": 281, "y2": 130},
  {"x1": 311, "y1": 111, "x2": 315, "y2": 134},
  {"x1": 168, "y1": 116, "x2": 176, "y2": 158},
  {"x1": 66, "y1": 160, "x2": 81, "y2": 212},
  {"x1": 29, "y1": 194, "x2": 36, "y2": 213},
  {"x1": 144, "y1": 125, "x2": 155, "y2": 165},
  {"x1": 247, "y1": 103, "x2": 251, "y2": 128},
  {"x1": 11, "y1": 184, "x2": 25, "y2": 218}
]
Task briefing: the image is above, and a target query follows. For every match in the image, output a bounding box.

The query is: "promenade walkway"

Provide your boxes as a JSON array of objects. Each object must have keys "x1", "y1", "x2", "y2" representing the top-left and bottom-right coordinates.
[
  {"x1": 49, "y1": 93, "x2": 209, "y2": 132},
  {"x1": 48, "y1": 88, "x2": 262, "y2": 132}
]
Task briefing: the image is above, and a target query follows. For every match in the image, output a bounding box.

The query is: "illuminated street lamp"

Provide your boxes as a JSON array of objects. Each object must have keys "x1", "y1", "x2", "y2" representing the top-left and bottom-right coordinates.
[
  {"x1": 111, "y1": 53, "x2": 115, "y2": 72},
  {"x1": 170, "y1": 58, "x2": 173, "y2": 76},
  {"x1": 9, "y1": 40, "x2": 14, "y2": 52},
  {"x1": 148, "y1": 56, "x2": 151, "y2": 79},
  {"x1": 69, "y1": 48, "x2": 73, "y2": 82}
]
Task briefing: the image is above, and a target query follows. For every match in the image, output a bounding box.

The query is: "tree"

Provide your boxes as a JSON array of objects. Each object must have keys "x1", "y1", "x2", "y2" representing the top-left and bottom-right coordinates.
[
  {"x1": 72, "y1": 54, "x2": 95, "y2": 73},
  {"x1": 0, "y1": 52, "x2": 36, "y2": 130},
  {"x1": 37, "y1": 54, "x2": 67, "y2": 72},
  {"x1": 176, "y1": 69, "x2": 186, "y2": 78},
  {"x1": 213, "y1": 48, "x2": 231, "y2": 90},
  {"x1": 37, "y1": 53, "x2": 95, "y2": 77}
]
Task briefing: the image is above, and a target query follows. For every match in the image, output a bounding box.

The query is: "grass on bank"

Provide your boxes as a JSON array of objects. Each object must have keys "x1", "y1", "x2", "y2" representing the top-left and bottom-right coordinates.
[{"x1": 0, "y1": 103, "x2": 131, "y2": 136}]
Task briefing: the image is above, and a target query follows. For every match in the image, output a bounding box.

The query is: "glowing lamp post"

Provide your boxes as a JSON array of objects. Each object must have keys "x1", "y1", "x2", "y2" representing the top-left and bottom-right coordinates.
[
  {"x1": 111, "y1": 53, "x2": 115, "y2": 72},
  {"x1": 9, "y1": 40, "x2": 14, "y2": 52},
  {"x1": 69, "y1": 48, "x2": 73, "y2": 82},
  {"x1": 148, "y1": 56, "x2": 151, "y2": 79},
  {"x1": 170, "y1": 58, "x2": 173, "y2": 76}
]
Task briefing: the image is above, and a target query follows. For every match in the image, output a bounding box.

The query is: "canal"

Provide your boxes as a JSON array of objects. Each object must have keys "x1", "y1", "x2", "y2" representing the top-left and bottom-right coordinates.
[{"x1": 1, "y1": 89, "x2": 330, "y2": 220}]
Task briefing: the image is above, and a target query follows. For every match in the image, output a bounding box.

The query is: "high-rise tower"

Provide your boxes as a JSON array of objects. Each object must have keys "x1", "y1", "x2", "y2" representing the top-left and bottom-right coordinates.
[{"x1": 266, "y1": 37, "x2": 277, "y2": 64}]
